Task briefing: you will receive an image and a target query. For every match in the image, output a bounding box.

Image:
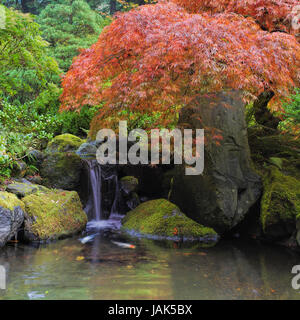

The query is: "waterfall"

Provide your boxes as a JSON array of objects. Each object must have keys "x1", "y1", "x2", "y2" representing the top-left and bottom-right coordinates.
[
  {"x1": 84, "y1": 160, "x2": 102, "y2": 221},
  {"x1": 83, "y1": 159, "x2": 119, "y2": 221}
]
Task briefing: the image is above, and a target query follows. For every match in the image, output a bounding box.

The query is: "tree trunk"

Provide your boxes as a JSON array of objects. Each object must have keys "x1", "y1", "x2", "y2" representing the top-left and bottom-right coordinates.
[{"x1": 253, "y1": 91, "x2": 280, "y2": 130}]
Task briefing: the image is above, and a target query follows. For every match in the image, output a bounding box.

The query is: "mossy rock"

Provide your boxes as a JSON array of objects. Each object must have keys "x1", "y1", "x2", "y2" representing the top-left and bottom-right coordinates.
[
  {"x1": 22, "y1": 190, "x2": 87, "y2": 241},
  {"x1": 261, "y1": 166, "x2": 300, "y2": 239},
  {"x1": 0, "y1": 191, "x2": 25, "y2": 211},
  {"x1": 0, "y1": 192, "x2": 25, "y2": 246},
  {"x1": 248, "y1": 128, "x2": 300, "y2": 167},
  {"x1": 121, "y1": 199, "x2": 218, "y2": 244},
  {"x1": 46, "y1": 134, "x2": 84, "y2": 154},
  {"x1": 120, "y1": 176, "x2": 139, "y2": 194},
  {"x1": 6, "y1": 182, "x2": 48, "y2": 198},
  {"x1": 40, "y1": 152, "x2": 82, "y2": 190}
]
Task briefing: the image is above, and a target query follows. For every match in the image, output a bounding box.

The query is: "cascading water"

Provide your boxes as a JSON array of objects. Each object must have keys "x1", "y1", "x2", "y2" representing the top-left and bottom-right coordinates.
[
  {"x1": 83, "y1": 159, "x2": 120, "y2": 222},
  {"x1": 84, "y1": 160, "x2": 102, "y2": 221}
]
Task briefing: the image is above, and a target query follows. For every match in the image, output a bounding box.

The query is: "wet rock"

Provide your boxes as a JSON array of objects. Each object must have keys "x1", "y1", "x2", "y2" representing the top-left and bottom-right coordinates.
[
  {"x1": 122, "y1": 199, "x2": 218, "y2": 244},
  {"x1": 76, "y1": 142, "x2": 97, "y2": 159},
  {"x1": 22, "y1": 189, "x2": 87, "y2": 242},
  {"x1": 6, "y1": 181, "x2": 48, "y2": 198},
  {"x1": 0, "y1": 192, "x2": 25, "y2": 247},
  {"x1": 120, "y1": 176, "x2": 138, "y2": 194},
  {"x1": 170, "y1": 90, "x2": 262, "y2": 234}
]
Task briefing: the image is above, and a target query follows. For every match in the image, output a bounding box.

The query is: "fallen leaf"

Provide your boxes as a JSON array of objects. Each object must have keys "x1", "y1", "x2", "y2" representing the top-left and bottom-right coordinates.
[{"x1": 76, "y1": 256, "x2": 85, "y2": 261}]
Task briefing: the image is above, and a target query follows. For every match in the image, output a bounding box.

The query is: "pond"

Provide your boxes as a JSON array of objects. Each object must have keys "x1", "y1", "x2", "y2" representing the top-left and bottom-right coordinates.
[{"x1": 0, "y1": 215, "x2": 300, "y2": 300}]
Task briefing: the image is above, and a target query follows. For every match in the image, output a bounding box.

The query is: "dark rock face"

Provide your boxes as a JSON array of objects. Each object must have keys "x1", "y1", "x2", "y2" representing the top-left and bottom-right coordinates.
[
  {"x1": 40, "y1": 134, "x2": 84, "y2": 190},
  {"x1": 170, "y1": 90, "x2": 262, "y2": 233},
  {"x1": 41, "y1": 152, "x2": 82, "y2": 190},
  {"x1": 119, "y1": 176, "x2": 140, "y2": 213},
  {"x1": 119, "y1": 164, "x2": 166, "y2": 198}
]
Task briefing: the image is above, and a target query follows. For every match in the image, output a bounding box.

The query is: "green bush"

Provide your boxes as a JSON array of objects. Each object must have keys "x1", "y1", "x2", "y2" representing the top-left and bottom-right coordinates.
[
  {"x1": 280, "y1": 88, "x2": 300, "y2": 136},
  {"x1": 58, "y1": 105, "x2": 100, "y2": 136},
  {"x1": 0, "y1": 97, "x2": 62, "y2": 141},
  {"x1": 0, "y1": 132, "x2": 38, "y2": 179}
]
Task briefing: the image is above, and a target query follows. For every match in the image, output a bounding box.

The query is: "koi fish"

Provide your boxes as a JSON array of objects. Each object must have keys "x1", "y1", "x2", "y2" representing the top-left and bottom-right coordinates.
[
  {"x1": 79, "y1": 234, "x2": 98, "y2": 244},
  {"x1": 111, "y1": 241, "x2": 136, "y2": 249}
]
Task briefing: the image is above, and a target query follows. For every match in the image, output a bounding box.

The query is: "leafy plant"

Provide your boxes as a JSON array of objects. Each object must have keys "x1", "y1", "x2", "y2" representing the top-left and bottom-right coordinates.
[{"x1": 280, "y1": 88, "x2": 300, "y2": 137}]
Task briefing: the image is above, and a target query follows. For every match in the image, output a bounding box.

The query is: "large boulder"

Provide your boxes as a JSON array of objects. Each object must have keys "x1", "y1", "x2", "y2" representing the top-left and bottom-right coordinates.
[
  {"x1": 40, "y1": 134, "x2": 84, "y2": 190},
  {"x1": 248, "y1": 127, "x2": 300, "y2": 246},
  {"x1": 22, "y1": 189, "x2": 87, "y2": 242},
  {"x1": 261, "y1": 166, "x2": 300, "y2": 239},
  {"x1": 0, "y1": 192, "x2": 25, "y2": 247},
  {"x1": 122, "y1": 199, "x2": 218, "y2": 244},
  {"x1": 45, "y1": 134, "x2": 84, "y2": 153},
  {"x1": 170, "y1": 91, "x2": 262, "y2": 233}
]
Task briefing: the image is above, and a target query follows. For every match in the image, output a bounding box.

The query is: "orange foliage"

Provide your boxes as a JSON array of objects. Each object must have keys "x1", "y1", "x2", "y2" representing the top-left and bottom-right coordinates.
[
  {"x1": 171, "y1": 0, "x2": 300, "y2": 38},
  {"x1": 60, "y1": 2, "x2": 300, "y2": 129}
]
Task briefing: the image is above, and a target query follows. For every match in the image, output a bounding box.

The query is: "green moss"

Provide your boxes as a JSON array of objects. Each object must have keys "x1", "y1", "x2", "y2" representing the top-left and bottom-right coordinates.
[
  {"x1": 268, "y1": 157, "x2": 283, "y2": 170},
  {"x1": 120, "y1": 176, "x2": 138, "y2": 193},
  {"x1": 22, "y1": 190, "x2": 87, "y2": 240},
  {"x1": 40, "y1": 152, "x2": 82, "y2": 190},
  {"x1": 261, "y1": 166, "x2": 300, "y2": 233},
  {"x1": 0, "y1": 191, "x2": 25, "y2": 211},
  {"x1": 47, "y1": 134, "x2": 84, "y2": 153},
  {"x1": 6, "y1": 182, "x2": 49, "y2": 198},
  {"x1": 121, "y1": 176, "x2": 138, "y2": 183},
  {"x1": 122, "y1": 199, "x2": 218, "y2": 242}
]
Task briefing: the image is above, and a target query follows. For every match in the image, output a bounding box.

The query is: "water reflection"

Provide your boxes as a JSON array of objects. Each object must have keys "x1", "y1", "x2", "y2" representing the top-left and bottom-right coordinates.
[{"x1": 0, "y1": 235, "x2": 300, "y2": 300}]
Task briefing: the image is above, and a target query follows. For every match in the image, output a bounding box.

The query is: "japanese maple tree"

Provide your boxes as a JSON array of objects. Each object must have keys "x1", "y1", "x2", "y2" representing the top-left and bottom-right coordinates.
[
  {"x1": 171, "y1": 0, "x2": 300, "y2": 38},
  {"x1": 60, "y1": 2, "x2": 300, "y2": 135}
]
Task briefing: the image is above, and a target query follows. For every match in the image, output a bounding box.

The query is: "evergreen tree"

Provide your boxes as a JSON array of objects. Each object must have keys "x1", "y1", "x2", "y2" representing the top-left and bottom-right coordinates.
[
  {"x1": 0, "y1": 4, "x2": 60, "y2": 103},
  {"x1": 37, "y1": 0, "x2": 108, "y2": 71}
]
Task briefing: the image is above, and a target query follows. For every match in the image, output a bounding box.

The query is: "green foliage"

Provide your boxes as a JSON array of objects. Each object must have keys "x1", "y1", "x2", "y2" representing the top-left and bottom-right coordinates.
[
  {"x1": 59, "y1": 105, "x2": 100, "y2": 136},
  {"x1": 280, "y1": 88, "x2": 300, "y2": 136},
  {"x1": 3, "y1": 0, "x2": 51, "y2": 14},
  {"x1": 0, "y1": 4, "x2": 61, "y2": 103},
  {"x1": 0, "y1": 131, "x2": 37, "y2": 179},
  {"x1": 37, "y1": 0, "x2": 109, "y2": 71},
  {"x1": 0, "y1": 97, "x2": 61, "y2": 140}
]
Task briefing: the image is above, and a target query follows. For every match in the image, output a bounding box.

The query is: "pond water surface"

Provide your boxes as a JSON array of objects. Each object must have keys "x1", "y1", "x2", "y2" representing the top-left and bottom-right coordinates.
[{"x1": 0, "y1": 215, "x2": 300, "y2": 300}]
